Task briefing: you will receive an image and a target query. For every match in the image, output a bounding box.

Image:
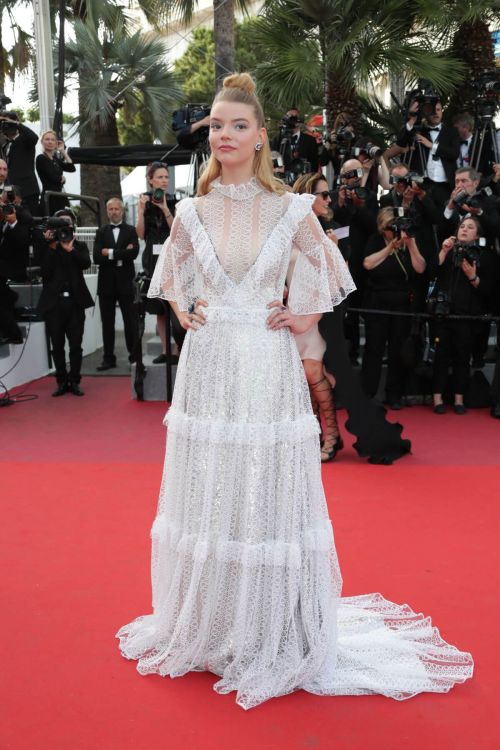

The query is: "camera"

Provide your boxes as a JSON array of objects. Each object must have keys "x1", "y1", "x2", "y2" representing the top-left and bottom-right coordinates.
[
  {"x1": 354, "y1": 143, "x2": 383, "y2": 160},
  {"x1": 146, "y1": 188, "x2": 165, "y2": 204},
  {"x1": 389, "y1": 172, "x2": 424, "y2": 187},
  {"x1": 453, "y1": 186, "x2": 493, "y2": 212},
  {"x1": 2, "y1": 185, "x2": 16, "y2": 202},
  {"x1": 403, "y1": 79, "x2": 440, "y2": 121},
  {"x1": 388, "y1": 215, "x2": 416, "y2": 239},
  {"x1": 39, "y1": 217, "x2": 75, "y2": 242},
  {"x1": 172, "y1": 104, "x2": 210, "y2": 132},
  {"x1": 1, "y1": 202, "x2": 16, "y2": 215},
  {"x1": 452, "y1": 239, "x2": 485, "y2": 268},
  {"x1": 341, "y1": 168, "x2": 363, "y2": 181},
  {"x1": 427, "y1": 290, "x2": 451, "y2": 318},
  {"x1": 281, "y1": 113, "x2": 304, "y2": 131},
  {"x1": 471, "y1": 70, "x2": 500, "y2": 121}
]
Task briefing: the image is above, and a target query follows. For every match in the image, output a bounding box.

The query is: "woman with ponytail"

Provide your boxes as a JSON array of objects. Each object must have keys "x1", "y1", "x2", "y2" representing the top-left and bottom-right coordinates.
[{"x1": 117, "y1": 73, "x2": 473, "y2": 709}]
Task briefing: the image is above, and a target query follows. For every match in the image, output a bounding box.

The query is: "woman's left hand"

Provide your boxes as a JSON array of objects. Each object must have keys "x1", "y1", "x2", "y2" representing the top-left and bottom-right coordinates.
[
  {"x1": 461, "y1": 259, "x2": 477, "y2": 280},
  {"x1": 266, "y1": 300, "x2": 319, "y2": 335}
]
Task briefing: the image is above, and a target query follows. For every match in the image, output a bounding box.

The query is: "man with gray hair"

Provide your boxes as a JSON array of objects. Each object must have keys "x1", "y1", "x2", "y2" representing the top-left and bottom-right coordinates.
[{"x1": 442, "y1": 166, "x2": 500, "y2": 247}]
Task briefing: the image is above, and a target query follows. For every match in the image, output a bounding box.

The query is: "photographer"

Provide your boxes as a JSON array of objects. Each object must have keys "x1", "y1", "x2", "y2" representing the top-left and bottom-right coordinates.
[
  {"x1": 442, "y1": 167, "x2": 500, "y2": 246},
  {"x1": 37, "y1": 210, "x2": 94, "y2": 397},
  {"x1": 361, "y1": 207, "x2": 426, "y2": 408},
  {"x1": 36, "y1": 130, "x2": 76, "y2": 214},
  {"x1": 272, "y1": 107, "x2": 319, "y2": 174},
  {"x1": 0, "y1": 112, "x2": 39, "y2": 215},
  {"x1": 396, "y1": 97, "x2": 460, "y2": 209},
  {"x1": 332, "y1": 158, "x2": 378, "y2": 363},
  {"x1": 137, "y1": 161, "x2": 184, "y2": 363},
  {"x1": 320, "y1": 112, "x2": 355, "y2": 174},
  {"x1": 175, "y1": 114, "x2": 210, "y2": 151},
  {"x1": 431, "y1": 216, "x2": 495, "y2": 414},
  {"x1": 0, "y1": 198, "x2": 30, "y2": 345},
  {"x1": 355, "y1": 138, "x2": 390, "y2": 192},
  {"x1": 93, "y1": 198, "x2": 139, "y2": 371},
  {"x1": 380, "y1": 163, "x2": 440, "y2": 281}
]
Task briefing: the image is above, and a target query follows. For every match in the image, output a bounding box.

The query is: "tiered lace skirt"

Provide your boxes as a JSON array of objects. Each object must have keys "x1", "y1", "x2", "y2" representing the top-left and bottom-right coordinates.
[{"x1": 117, "y1": 307, "x2": 473, "y2": 709}]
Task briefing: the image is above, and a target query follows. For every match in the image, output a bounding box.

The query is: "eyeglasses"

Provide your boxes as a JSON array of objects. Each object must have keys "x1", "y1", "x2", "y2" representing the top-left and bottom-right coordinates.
[{"x1": 314, "y1": 191, "x2": 331, "y2": 200}]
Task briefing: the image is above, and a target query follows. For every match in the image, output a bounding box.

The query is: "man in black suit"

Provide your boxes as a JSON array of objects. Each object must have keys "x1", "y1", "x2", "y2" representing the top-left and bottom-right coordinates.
[
  {"x1": 0, "y1": 158, "x2": 8, "y2": 192},
  {"x1": 396, "y1": 99, "x2": 460, "y2": 210},
  {"x1": 272, "y1": 108, "x2": 320, "y2": 173},
  {"x1": 0, "y1": 201, "x2": 30, "y2": 344},
  {"x1": 453, "y1": 112, "x2": 497, "y2": 180},
  {"x1": 38, "y1": 210, "x2": 94, "y2": 396},
  {"x1": 93, "y1": 197, "x2": 139, "y2": 370},
  {"x1": 0, "y1": 113, "x2": 39, "y2": 215}
]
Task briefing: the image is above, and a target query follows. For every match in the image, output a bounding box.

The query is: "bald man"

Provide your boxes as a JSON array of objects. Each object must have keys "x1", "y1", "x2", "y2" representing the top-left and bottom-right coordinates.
[
  {"x1": 332, "y1": 158, "x2": 378, "y2": 363},
  {"x1": 93, "y1": 198, "x2": 139, "y2": 370}
]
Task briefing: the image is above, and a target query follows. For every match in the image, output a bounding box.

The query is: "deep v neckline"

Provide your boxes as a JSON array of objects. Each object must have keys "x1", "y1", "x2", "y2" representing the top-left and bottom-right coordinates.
[{"x1": 189, "y1": 195, "x2": 293, "y2": 289}]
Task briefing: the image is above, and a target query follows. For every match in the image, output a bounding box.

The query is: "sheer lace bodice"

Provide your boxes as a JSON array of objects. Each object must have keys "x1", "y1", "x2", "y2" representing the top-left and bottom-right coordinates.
[{"x1": 148, "y1": 179, "x2": 356, "y2": 313}]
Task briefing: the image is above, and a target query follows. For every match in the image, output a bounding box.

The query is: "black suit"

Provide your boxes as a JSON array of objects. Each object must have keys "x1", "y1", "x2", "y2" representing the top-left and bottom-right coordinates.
[
  {"x1": 1, "y1": 124, "x2": 39, "y2": 214},
  {"x1": 0, "y1": 219, "x2": 29, "y2": 342},
  {"x1": 272, "y1": 131, "x2": 320, "y2": 172},
  {"x1": 396, "y1": 122, "x2": 460, "y2": 207},
  {"x1": 38, "y1": 240, "x2": 94, "y2": 385},
  {"x1": 93, "y1": 222, "x2": 139, "y2": 363}
]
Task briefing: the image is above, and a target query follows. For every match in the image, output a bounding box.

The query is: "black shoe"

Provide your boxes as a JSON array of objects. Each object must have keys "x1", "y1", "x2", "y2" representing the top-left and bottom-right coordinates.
[
  {"x1": 433, "y1": 403, "x2": 446, "y2": 414},
  {"x1": 491, "y1": 402, "x2": 500, "y2": 419},
  {"x1": 321, "y1": 436, "x2": 344, "y2": 463},
  {"x1": 68, "y1": 382, "x2": 84, "y2": 396},
  {"x1": 152, "y1": 353, "x2": 167, "y2": 364},
  {"x1": 453, "y1": 404, "x2": 466, "y2": 415},
  {"x1": 52, "y1": 382, "x2": 68, "y2": 397},
  {"x1": 96, "y1": 361, "x2": 116, "y2": 371}
]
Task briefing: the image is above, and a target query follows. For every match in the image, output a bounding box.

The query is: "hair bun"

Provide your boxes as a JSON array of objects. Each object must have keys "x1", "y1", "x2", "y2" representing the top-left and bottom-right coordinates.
[{"x1": 222, "y1": 73, "x2": 256, "y2": 95}]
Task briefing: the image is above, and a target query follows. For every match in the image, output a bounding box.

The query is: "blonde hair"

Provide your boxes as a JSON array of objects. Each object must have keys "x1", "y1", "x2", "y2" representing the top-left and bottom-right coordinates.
[
  {"x1": 377, "y1": 206, "x2": 396, "y2": 233},
  {"x1": 197, "y1": 73, "x2": 285, "y2": 196},
  {"x1": 41, "y1": 129, "x2": 57, "y2": 143}
]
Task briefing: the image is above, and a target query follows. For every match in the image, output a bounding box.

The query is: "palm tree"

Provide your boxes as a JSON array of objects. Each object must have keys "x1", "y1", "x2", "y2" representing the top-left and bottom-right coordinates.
[
  {"x1": 0, "y1": 0, "x2": 32, "y2": 94},
  {"x1": 253, "y1": 0, "x2": 468, "y2": 130},
  {"x1": 65, "y1": 20, "x2": 181, "y2": 216},
  {"x1": 162, "y1": 0, "x2": 249, "y2": 90}
]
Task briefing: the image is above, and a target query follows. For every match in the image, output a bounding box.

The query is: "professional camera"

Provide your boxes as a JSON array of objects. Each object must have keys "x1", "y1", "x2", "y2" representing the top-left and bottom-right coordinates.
[
  {"x1": 452, "y1": 239, "x2": 485, "y2": 269},
  {"x1": 354, "y1": 142, "x2": 383, "y2": 160},
  {"x1": 403, "y1": 79, "x2": 440, "y2": 120},
  {"x1": 471, "y1": 70, "x2": 500, "y2": 121},
  {"x1": 389, "y1": 172, "x2": 425, "y2": 187},
  {"x1": 172, "y1": 104, "x2": 211, "y2": 132},
  {"x1": 452, "y1": 186, "x2": 493, "y2": 212},
  {"x1": 0, "y1": 202, "x2": 16, "y2": 215},
  {"x1": 281, "y1": 112, "x2": 304, "y2": 131},
  {"x1": 388, "y1": 215, "x2": 417, "y2": 238},
  {"x1": 145, "y1": 188, "x2": 166, "y2": 204},
  {"x1": 427, "y1": 290, "x2": 451, "y2": 318},
  {"x1": 341, "y1": 168, "x2": 363, "y2": 181},
  {"x1": 38, "y1": 217, "x2": 75, "y2": 243}
]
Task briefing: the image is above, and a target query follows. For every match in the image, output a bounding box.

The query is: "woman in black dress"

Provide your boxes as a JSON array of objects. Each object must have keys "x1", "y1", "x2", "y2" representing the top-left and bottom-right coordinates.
[
  {"x1": 136, "y1": 161, "x2": 184, "y2": 363},
  {"x1": 35, "y1": 130, "x2": 75, "y2": 215}
]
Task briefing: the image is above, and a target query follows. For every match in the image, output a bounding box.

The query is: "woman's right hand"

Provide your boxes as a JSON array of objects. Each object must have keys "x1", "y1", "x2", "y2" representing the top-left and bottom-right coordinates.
[
  {"x1": 138, "y1": 193, "x2": 150, "y2": 215},
  {"x1": 178, "y1": 299, "x2": 209, "y2": 331},
  {"x1": 441, "y1": 236, "x2": 455, "y2": 254}
]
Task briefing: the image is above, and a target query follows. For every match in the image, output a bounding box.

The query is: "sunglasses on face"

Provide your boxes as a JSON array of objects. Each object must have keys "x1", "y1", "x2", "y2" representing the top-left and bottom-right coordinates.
[{"x1": 314, "y1": 191, "x2": 331, "y2": 200}]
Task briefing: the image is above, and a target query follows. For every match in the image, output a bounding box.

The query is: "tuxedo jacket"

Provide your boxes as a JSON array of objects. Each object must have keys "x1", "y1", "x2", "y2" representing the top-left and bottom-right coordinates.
[
  {"x1": 396, "y1": 123, "x2": 460, "y2": 186},
  {"x1": 0, "y1": 220, "x2": 30, "y2": 281},
  {"x1": 38, "y1": 240, "x2": 94, "y2": 313},
  {"x1": 93, "y1": 222, "x2": 139, "y2": 296},
  {"x1": 1, "y1": 124, "x2": 39, "y2": 199}
]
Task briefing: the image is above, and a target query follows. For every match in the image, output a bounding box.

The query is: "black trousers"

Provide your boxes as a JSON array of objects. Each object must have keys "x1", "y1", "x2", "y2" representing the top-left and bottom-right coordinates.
[
  {"x1": 99, "y1": 293, "x2": 136, "y2": 362},
  {"x1": 45, "y1": 299, "x2": 86, "y2": 384},
  {"x1": 362, "y1": 304, "x2": 411, "y2": 401},
  {"x1": 491, "y1": 331, "x2": 500, "y2": 403},
  {"x1": 432, "y1": 319, "x2": 473, "y2": 395},
  {"x1": 0, "y1": 278, "x2": 23, "y2": 340}
]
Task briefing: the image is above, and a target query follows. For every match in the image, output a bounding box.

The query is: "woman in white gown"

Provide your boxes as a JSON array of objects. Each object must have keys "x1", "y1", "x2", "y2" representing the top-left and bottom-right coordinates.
[{"x1": 116, "y1": 73, "x2": 473, "y2": 710}]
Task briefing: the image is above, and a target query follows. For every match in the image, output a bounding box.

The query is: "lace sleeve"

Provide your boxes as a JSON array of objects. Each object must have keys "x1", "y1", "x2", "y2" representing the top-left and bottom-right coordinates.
[
  {"x1": 147, "y1": 199, "x2": 195, "y2": 311},
  {"x1": 287, "y1": 194, "x2": 356, "y2": 315}
]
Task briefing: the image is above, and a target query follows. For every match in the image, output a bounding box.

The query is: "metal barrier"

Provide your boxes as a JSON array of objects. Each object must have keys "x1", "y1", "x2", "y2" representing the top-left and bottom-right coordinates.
[{"x1": 74, "y1": 227, "x2": 98, "y2": 273}]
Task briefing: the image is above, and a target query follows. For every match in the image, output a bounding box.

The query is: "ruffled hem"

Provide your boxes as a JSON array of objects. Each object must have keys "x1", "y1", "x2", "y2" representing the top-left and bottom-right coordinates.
[{"x1": 164, "y1": 406, "x2": 320, "y2": 446}]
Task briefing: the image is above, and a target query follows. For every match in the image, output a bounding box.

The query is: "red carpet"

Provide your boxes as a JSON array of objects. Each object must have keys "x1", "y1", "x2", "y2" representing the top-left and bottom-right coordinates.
[{"x1": 2, "y1": 376, "x2": 499, "y2": 749}]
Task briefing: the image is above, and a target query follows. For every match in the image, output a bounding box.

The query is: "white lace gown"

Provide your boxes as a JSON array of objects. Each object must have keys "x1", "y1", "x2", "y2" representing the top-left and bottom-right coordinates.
[{"x1": 116, "y1": 179, "x2": 473, "y2": 710}]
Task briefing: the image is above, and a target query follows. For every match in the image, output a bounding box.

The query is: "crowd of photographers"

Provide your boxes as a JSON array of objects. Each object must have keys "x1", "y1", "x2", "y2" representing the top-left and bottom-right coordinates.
[{"x1": 1, "y1": 85, "x2": 500, "y2": 417}]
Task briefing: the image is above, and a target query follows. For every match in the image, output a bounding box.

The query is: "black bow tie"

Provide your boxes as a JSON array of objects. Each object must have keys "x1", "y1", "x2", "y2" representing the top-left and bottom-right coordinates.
[
  {"x1": 111, "y1": 223, "x2": 122, "y2": 228},
  {"x1": 460, "y1": 140, "x2": 469, "y2": 146},
  {"x1": 428, "y1": 127, "x2": 441, "y2": 132}
]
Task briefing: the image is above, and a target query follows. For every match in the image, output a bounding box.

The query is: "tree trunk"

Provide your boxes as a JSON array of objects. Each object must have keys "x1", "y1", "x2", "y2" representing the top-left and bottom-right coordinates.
[
  {"x1": 0, "y1": 18, "x2": 5, "y2": 94},
  {"x1": 325, "y1": 73, "x2": 361, "y2": 131},
  {"x1": 448, "y1": 19, "x2": 496, "y2": 117},
  {"x1": 78, "y1": 88, "x2": 122, "y2": 225},
  {"x1": 213, "y1": 0, "x2": 234, "y2": 91}
]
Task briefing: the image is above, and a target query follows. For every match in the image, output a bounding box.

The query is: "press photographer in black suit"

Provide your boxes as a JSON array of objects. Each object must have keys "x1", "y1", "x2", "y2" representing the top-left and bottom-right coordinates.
[
  {"x1": 441, "y1": 167, "x2": 500, "y2": 248},
  {"x1": 396, "y1": 99, "x2": 460, "y2": 210},
  {"x1": 93, "y1": 197, "x2": 139, "y2": 370},
  {"x1": 38, "y1": 210, "x2": 94, "y2": 397},
  {"x1": 0, "y1": 198, "x2": 30, "y2": 344},
  {"x1": 272, "y1": 108, "x2": 320, "y2": 173},
  {"x1": 0, "y1": 112, "x2": 39, "y2": 215}
]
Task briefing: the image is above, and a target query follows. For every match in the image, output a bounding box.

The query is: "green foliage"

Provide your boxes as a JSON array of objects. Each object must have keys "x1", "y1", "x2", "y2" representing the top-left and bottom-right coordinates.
[{"x1": 116, "y1": 101, "x2": 154, "y2": 145}]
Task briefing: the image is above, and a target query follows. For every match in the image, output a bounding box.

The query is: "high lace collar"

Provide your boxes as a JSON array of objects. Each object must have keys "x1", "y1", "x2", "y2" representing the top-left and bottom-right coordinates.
[{"x1": 211, "y1": 177, "x2": 263, "y2": 201}]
